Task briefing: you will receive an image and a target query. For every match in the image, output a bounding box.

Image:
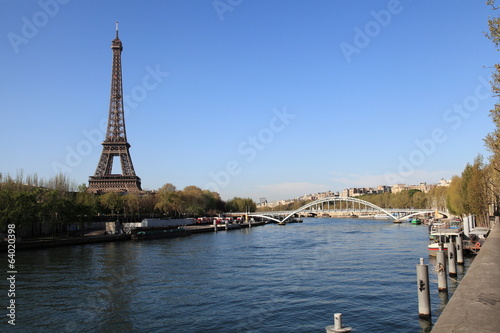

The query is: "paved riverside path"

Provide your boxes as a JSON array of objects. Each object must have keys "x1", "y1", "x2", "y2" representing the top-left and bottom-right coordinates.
[{"x1": 431, "y1": 223, "x2": 500, "y2": 333}]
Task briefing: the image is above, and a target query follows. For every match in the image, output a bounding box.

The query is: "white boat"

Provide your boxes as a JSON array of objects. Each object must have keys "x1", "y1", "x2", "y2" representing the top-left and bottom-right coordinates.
[{"x1": 428, "y1": 228, "x2": 463, "y2": 256}]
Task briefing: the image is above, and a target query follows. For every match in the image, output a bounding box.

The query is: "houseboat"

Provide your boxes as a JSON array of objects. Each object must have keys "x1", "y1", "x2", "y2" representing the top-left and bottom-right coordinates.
[{"x1": 428, "y1": 228, "x2": 463, "y2": 256}]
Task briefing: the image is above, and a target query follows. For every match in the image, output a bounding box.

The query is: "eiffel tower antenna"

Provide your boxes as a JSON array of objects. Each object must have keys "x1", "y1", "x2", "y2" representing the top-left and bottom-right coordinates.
[{"x1": 88, "y1": 24, "x2": 142, "y2": 194}]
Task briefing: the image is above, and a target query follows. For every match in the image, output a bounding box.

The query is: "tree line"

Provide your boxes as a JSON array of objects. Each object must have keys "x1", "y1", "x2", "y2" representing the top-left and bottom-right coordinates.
[{"x1": 0, "y1": 172, "x2": 256, "y2": 237}]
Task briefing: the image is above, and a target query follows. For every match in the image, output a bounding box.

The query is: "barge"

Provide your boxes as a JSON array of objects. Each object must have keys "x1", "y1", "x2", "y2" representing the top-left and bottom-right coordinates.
[{"x1": 130, "y1": 226, "x2": 191, "y2": 240}]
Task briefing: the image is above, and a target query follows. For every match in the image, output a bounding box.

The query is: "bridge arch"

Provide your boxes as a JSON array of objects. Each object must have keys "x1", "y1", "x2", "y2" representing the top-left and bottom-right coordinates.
[
  {"x1": 281, "y1": 196, "x2": 398, "y2": 222},
  {"x1": 400, "y1": 210, "x2": 448, "y2": 220}
]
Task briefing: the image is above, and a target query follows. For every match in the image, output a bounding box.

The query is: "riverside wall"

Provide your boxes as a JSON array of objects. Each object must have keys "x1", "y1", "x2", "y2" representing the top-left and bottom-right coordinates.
[{"x1": 431, "y1": 223, "x2": 500, "y2": 333}]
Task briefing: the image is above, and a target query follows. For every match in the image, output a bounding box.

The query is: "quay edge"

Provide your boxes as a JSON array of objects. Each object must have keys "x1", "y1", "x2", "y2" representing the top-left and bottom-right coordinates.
[
  {"x1": 431, "y1": 222, "x2": 500, "y2": 333},
  {"x1": 3, "y1": 221, "x2": 267, "y2": 251}
]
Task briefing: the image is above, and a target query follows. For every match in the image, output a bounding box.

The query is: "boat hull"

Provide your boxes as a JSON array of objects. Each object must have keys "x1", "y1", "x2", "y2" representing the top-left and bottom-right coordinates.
[{"x1": 131, "y1": 227, "x2": 191, "y2": 240}]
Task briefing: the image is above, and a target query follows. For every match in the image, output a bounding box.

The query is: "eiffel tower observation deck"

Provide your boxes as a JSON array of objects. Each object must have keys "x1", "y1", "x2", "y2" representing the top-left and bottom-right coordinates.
[{"x1": 88, "y1": 23, "x2": 142, "y2": 194}]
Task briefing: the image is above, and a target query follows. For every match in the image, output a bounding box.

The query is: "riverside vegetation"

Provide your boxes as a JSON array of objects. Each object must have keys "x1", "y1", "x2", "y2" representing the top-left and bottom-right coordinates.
[
  {"x1": 0, "y1": 172, "x2": 256, "y2": 238},
  {"x1": 2, "y1": 2, "x2": 500, "y2": 237}
]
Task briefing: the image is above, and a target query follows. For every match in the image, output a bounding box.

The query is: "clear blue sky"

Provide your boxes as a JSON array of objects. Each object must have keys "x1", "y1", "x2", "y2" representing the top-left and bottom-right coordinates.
[{"x1": 0, "y1": 0, "x2": 497, "y2": 201}]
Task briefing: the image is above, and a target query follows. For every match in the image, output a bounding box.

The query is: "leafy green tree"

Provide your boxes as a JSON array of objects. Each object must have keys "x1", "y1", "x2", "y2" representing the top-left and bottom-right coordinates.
[
  {"x1": 140, "y1": 193, "x2": 157, "y2": 217},
  {"x1": 155, "y1": 183, "x2": 182, "y2": 217},
  {"x1": 100, "y1": 192, "x2": 124, "y2": 216},
  {"x1": 124, "y1": 193, "x2": 141, "y2": 218},
  {"x1": 427, "y1": 185, "x2": 448, "y2": 211},
  {"x1": 225, "y1": 197, "x2": 256, "y2": 212},
  {"x1": 485, "y1": 1, "x2": 500, "y2": 215},
  {"x1": 411, "y1": 191, "x2": 427, "y2": 209},
  {"x1": 461, "y1": 156, "x2": 489, "y2": 224},
  {"x1": 181, "y1": 185, "x2": 206, "y2": 217},
  {"x1": 447, "y1": 175, "x2": 463, "y2": 216},
  {"x1": 202, "y1": 190, "x2": 224, "y2": 215}
]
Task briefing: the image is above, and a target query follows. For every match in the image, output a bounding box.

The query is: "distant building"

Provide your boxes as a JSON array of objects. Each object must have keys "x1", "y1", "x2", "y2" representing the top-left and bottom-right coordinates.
[
  {"x1": 438, "y1": 178, "x2": 451, "y2": 187},
  {"x1": 341, "y1": 186, "x2": 389, "y2": 197},
  {"x1": 262, "y1": 180, "x2": 445, "y2": 207},
  {"x1": 391, "y1": 182, "x2": 431, "y2": 194}
]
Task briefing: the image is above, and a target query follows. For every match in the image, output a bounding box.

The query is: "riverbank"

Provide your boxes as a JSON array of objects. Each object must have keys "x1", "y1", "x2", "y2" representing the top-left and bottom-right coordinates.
[
  {"x1": 431, "y1": 223, "x2": 500, "y2": 333},
  {"x1": 2, "y1": 221, "x2": 266, "y2": 251}
]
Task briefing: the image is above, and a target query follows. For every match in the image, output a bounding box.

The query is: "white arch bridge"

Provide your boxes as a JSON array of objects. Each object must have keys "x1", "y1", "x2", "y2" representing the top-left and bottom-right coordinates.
[{"x1": 228, "y1": 197, "x2": 448, "y2": 224}]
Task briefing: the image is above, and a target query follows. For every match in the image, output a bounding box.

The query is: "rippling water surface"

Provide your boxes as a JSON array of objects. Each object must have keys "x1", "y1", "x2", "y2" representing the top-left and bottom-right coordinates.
[{"x1": 16, "y1": 218, "x2": 470, "y2": 332}]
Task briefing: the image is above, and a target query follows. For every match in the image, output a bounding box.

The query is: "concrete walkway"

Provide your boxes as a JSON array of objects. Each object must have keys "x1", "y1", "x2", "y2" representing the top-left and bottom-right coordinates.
[{"x1": 431, "y1": 223, "x2": 500, "y2": 333}]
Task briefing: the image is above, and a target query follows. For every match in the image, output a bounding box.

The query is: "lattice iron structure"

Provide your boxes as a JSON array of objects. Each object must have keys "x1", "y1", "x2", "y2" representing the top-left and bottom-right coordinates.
[{"x1": 88, "y1": 24, "x2": 142, "y2": 194}]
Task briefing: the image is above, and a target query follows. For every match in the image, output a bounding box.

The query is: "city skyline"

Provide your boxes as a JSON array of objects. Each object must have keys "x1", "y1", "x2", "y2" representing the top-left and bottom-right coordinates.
[{"x1": 0, "y1": 1, "x2": 497, "y2": 202}]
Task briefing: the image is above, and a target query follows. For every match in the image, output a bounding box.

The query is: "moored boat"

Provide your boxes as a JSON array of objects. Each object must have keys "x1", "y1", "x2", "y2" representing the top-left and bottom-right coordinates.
[
  {"x1": 411, "y1": 218, "x2": 422, "y2": 225},
  {"x1": 428, "y1": 228, "x2": 463, "y2": 256},
  {"x1": 130, "y1": 226, "x2": 191, "y2": 240}
]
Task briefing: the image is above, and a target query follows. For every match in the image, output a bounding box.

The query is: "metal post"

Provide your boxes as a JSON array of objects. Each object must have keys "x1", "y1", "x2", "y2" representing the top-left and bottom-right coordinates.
[
  {"x1": 436, "y1": 246, "x2": 448, "y2": 292},
  {"x1": 325, "y1": 313, "x2": 352, "y2": 333},
  {"x1": 456, "y1": 233, "x2": 464, "y2": 265},
  {"x1": 334, "y1": 313, "x2": 342, "y2": 330},
  {"x1": 447, "y1": 241, "x2": 457, "y2": 277},
  {"x1": 213, "y1": 220, "x2": 217, "y2": 232},
  {"x1": 416, "y1": 258, "x2": 431, "y2": 319}
]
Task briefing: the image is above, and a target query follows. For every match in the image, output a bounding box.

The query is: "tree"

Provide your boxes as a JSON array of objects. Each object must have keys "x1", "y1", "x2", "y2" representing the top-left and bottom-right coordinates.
[
  {"x1": 181, "y1": 185, "x2": 206, "y2": 217},
  {"x1": 124, "y1": 193, "x2": 141, "y2": 218},
  {"x1": 412, "y1": 191, "x2": 427, "y2": 209},
  {"x1": 446, "y1": 156, "x2": 489, "y2": 224},
  {"x1": 427, "y1": 185, "x2": 448, "y2": 212},
  {"x1": 225, "y1": 197, "x2": 256, "y2": 212},
  {"x1": 447, "y1": 175, "x2": 463, "y2": 216},
  {"x1": 100, "y1": 192, "x2": 123, "y2": 216},
  {"x1": 461, "y1": 156, "x2": 489, "y2": 224},
  {"x1": 202, "y1": 190, "x2": 224, "y2": 215},
  {"x1": 155, "y1": 183, "x2": 182, "y2": 217},
  {"x1": 485, "y1": 1, "x2": 500, "y2": 215}
]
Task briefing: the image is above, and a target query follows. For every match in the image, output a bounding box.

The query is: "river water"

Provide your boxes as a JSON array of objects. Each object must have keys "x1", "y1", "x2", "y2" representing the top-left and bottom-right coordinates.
[{"x1": 15, "y1": 218, "x2": 470, "y2": 332}]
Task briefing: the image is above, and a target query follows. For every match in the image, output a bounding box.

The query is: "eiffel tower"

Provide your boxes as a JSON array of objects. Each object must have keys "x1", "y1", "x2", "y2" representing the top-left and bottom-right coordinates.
[{"x1": 88, "y1": 23, "x2": 142, "y2": 194}]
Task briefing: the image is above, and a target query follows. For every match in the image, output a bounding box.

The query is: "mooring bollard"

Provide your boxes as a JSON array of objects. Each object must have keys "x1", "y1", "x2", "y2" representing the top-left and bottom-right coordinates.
[
  {"x1": 325, "y1": 313, "x2": 352, "y2": 333},
  {"x1": 416, "y1": 258, "x2": 431, "y2": 319},
  {"x1": 456, "y1": 234, "x2": 464, "y2": 265},
  {"x1": 447, "y1": 241, "x2": 457, "y2": 277},
  {"x1": 436, "y1": 246, "x2": 448, "y2": 292}
]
